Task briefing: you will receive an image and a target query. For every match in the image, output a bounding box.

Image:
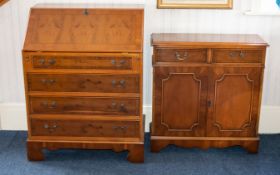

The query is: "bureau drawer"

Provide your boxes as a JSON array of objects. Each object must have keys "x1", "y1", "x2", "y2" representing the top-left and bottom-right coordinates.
[
  {"x1": 212, "y1": 49, "x2": 263, "y2": 63},
  {"x1": 29, "y1": 97, "x2": 140, "y2": 116},
  {"x1": 27, "y1": 74, "x2": 139, "y2": 93},
  {"x1": 155, "y1": 48, "x2": 207, "y2": 63},
  {"x1": 32, "y1": 55, "x2": 133, "y2": 70},
  {"x1": 31, "y1": 119, "x2": 140, "y2": 138}
]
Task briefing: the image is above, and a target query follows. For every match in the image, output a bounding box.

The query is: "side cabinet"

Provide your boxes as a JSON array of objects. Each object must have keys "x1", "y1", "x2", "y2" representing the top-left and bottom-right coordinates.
[{"x1": 151, "y1": 33, "x2": 268, "y2": 153}]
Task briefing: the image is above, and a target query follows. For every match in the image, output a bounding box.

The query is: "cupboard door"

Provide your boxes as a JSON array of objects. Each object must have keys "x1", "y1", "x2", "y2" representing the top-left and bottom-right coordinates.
[
  {"x1": 207, "y1": 67, "x2": 263, "y2": 137},
  {"x1": 153, "y1": 67, "x2": 208, "y2": 137}
]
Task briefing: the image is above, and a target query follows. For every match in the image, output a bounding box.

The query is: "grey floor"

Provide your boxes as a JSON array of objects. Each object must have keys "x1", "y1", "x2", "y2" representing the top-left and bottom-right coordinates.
[{"x1": 0, "y1": 131, "x2": 280, "y2": 175}]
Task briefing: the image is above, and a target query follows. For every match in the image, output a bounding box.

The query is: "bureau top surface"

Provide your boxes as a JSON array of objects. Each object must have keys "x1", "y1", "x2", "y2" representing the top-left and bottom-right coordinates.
[
  {"x1": 151, "y1": 33, "x2": 268, "y2": 47},
  {"x1": 23, "y1": 5, "x2": 144, "y2": 53},
  {"x1": 33, "y1": 3, "x2": 144, "y2": 9}
]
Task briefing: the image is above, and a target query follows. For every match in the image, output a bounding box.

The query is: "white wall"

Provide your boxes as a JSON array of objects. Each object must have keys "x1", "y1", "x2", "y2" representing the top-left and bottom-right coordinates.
[{"x1": 0, "y1": 0, "x2": 280, "y2": 132}]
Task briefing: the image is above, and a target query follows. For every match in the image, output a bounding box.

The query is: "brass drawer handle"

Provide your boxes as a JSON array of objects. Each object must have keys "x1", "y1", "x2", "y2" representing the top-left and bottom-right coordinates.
[
  {"x1": 175, "y1": 51, "x2": 188, "y2": 61},
  {"x1": 43, "y1": 123, "x2": 57, "y2": 133},
  {"x1": 111, "y1": 80, "x2": 126, "y2": 88},
  {"x1": 240, "y1": 51, "x2": 245, "y2": 58},
  {"x1": 120, "y1": 103, "x2": 127, "y2": 112},
  {"x1": 84, "y1": 9, "x2": 89, "y2": 16},
  {"x1": 48, "y1": 58, "x2": 56, "y2": 65},
  {"x1": 229, "y1": 51, "x2": 246, "y2": 58},
  {"x1": 119, "y1": 80, "x2": 126, "y2": 87},
  {"x1": 111, "y1": 59, "x2": 126, "y2": 67},
  {"x1": 88, "y1": 123, "x2": 103, "y2": 129},
  {"x1": 42, "y1": 101, "x2": 57, "y2": 109},
  {"x1": 41, "y1": 79, "x2": 56, "y2": 85},
  {"x1": 50, "y1": 101, "x2": 57, "y2": 109},
  {"x1": 110, "y1": 103, "x2": 127, "y2": 112},
  {"x1": 38, "y1": 59, "x2": 45, "y2": 65},
  {"x1": 111, "y1": 102, "x2": 117, "y2": 108},
  {"x1": 116, "y1": 60, "x2": 126, "y2": 67},
  {"x1": 112, "y1": 126, "x2": 128, "y2": 131},
  {"x1": 82, "y1": 123, "x2": 103, "y2": 133},
  {"x1": 44, "y1": 124, "x2": 49, "y2": 129},
  {"x1": 229, "y1": 52, "x2": 236, "y2": 58},
  {"x1": 41, "y1": 79, "x2": 47, "y2": 84},
  {"x1": 37, "y1": 58, "x2": 56, "y2": 66},
  {"x1": 111, "y1": 80, "x2": 117, "y2": 86},
  {"x1": 49, "y1": 79, "x2": 55, "y2": 84},
  {"x1": 119, "y1": 60, "x2": 126, "y2": 65}
]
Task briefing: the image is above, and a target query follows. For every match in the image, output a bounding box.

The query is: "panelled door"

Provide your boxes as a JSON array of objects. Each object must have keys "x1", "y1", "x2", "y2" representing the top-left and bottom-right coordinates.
[
  {"x1": 152, "y1": 66, "x2": 208, "y2": 137},
  {"x1": 207, "y1": 67, "x2": 263, "y2": 137}
]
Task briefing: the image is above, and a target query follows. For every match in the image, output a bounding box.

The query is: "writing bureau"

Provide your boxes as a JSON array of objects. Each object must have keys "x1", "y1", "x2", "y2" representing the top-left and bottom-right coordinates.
[
  {"x1": 151, "y1": 33, "x2": 268, "y2": 153},
  {"x1": 22, "y1": 4, "x2": 144, "y2": 163}
]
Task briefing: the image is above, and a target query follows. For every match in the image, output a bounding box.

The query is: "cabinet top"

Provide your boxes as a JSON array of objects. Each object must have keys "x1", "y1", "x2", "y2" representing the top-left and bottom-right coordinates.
[
  {"x1": 151, "y1": 33, "x2": 268, "y2": 48},
  {"x1": 23, "y1": 5, "x2": 144, "y2": 53}
]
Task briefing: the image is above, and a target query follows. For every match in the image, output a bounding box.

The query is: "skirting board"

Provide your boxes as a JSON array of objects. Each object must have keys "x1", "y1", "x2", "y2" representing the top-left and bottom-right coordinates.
[{"x1": 0, "y1": 103, "x2": 279, "y2": 133}]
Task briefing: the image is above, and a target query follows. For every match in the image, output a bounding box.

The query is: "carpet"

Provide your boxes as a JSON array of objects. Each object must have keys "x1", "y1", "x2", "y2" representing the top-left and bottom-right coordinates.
[{"x1": 0, "y1": 131, "x2": 279, "y2": 175}]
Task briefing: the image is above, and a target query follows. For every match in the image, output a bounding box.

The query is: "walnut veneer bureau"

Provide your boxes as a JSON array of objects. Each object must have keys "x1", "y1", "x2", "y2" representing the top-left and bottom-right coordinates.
[
  {"x1": 22, "y1": 4, "x2": 144, "y2": 163},
  {"x1": 151, "y1": 33, "x2": 268, "y2": 153}
]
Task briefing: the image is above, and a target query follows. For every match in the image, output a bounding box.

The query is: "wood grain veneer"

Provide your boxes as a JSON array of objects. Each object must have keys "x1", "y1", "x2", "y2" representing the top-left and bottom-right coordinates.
[
  {"x1": 23, "y1": 4, "x2": 144, "y2": 163},
  {"x1": 151, "y1": 33, "x2": 268, "y2": 153}
]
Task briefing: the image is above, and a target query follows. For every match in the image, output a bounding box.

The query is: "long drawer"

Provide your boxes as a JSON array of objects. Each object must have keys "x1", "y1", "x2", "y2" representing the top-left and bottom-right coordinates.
[
  {"x1": 31, "y1": 55, "x2": 133, "y2": 70},
  {"x1": 31, "y1": 119, "x2": 140, "y2": 138},
  {"x1": 29, "y1": 97, "x2": 140, "y2": 116},
  {"x1": 27, "y1": 74, "x2": 139, "y2": 93}
]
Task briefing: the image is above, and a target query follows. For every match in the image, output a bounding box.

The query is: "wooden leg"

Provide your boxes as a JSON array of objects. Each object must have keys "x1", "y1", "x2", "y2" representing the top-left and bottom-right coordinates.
[
  {"x1": 243, "y1": 141, "x2": 259, "y2": 154},
  {"x1": 112, "y1": 145, "x2": 125, "y2": 153},
  {"x1": 127, "y1": 144, "x2": 144, "y2": 163},
  {"x1": 27, "y1": 142, "x2": 44, "y2": 161},
  {"x1": 150, "y1": 139, "x2": 169, "y2": 153}
]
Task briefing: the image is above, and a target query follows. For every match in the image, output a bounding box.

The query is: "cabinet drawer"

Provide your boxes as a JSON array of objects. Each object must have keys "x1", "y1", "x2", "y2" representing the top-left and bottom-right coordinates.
[
  {"x1": 212, "y1": 49, "x2": 263, "y2": 63},
  {"x1": 31, "y1": 119, "x2": 139, "y2": 138},
  {"x1": 155, "y1": 48, "x2": 207, "y2": 63},
  {"x1": 29, "y1": 97, "x2": 140, "y2": 116},
  {"x1": 32, "y1": 55, "x2": 133, "y2": 70},
  {"x1": 27, "y1": 74, "x2": 139, "y2": 93}
]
